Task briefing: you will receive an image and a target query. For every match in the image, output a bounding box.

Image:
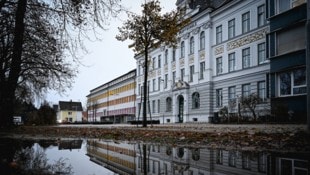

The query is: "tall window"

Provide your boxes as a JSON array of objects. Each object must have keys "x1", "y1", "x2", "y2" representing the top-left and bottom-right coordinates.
[
  {"x1": 258, "y1": 81, "x2": 266, "y2": 102},
  {"x1": 279, "y1": 68, "x2": 307, "y2": 96},
  {"x1": 228, "y1": 19, "x2": 235, "y2": 39},
  {"x1": 199, "y1": 31, "x2": 205, "y2": 50},
  {"x1": 158, "y1": 55, "x2": 161, "y2": 68},
  {"x1": 276, "y1": 0, "x2": 306, "y2": 13},
  {"x1": 192, "y1": 92, "x2": 200, "y2": 109},
  {"x1": 216, "y1": 57, "x2": 223, "y2": 75},
  {"x1": 152, "y1": 79, "x2": 156, "y2": 91},
  {"x1": 152, "y1": 100, "x2": 156, "y2": 113},
  {"x1": 229, "y1": 151, "x2": 237, "y2": 167},
  {"x1": 164, "y1": 74, "x2": 168, "y2": 88},
  {"x1": 152, "y1": 57, "x2": 156, "y2": 69},
  {"x1": 190, "y1": 65, "x2": 194, "y2": 82},
  {"x1": 172, "y1": 71, "x2": 176, "y2": 84},
  {"x1": 257, "y1": 5, "x2": 266, "y2": 27},
  {"x1": 200, "y1": 61, "x2": 205, "y2": 79},
  {"x1": 258, "y1": 43, "x2": 266, "y2": 64},
  {"x1": 216, "y1": 25, "x2": 222, "y2": 44},
  {"x1": 165, "y1": 49, "x2": 168, "y2": 64},
  {"x1": 242, "y1": 12, "x2": 250, "y2": 33},
  {"x1": 228, "y1": 86, "x2": 236, "y2": 102},
  {"x1": 158, "y1": 77, "x2": 161, "y2": 91},
  {"x1": 181, "y1": 68, "x2": 185, "y2": 81},
  {"x1": 242, "y1": 84, "x2": 251, "y2": 97},
  {"x1": 181, "y1": 41, "x2": 185, "y2": 58},
  {"x1": 189, "y1": 36, "x2": 195, "y2": 54},
  {"x1": 216, "y1": 89, "x2": 223, "y2": 107},
  {"x1": 166, "y1": 97, "x2": 172, "y2": 112},
  {"x1": 157, "y1": 99, "x2": 160, "y2": 113},
  {"x1": 228, "y1": 53, "x2": 236, "y2": 72},
  {"x1": 172, "y1": 48, "x2": 176, "y2": 61},
  {"x1": 242, "y1": 48, "x2": 250, "y2": 68},
  {"x1": 242, "y1": 152, "x2": 251, "y2": 170},
  {"x1": 216, "y1": 150, "x2": 223, "y2": 164}
]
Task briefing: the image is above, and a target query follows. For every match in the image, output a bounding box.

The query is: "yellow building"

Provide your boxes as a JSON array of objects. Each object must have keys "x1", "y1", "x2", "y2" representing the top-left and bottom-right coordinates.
[{"x1": 56, "y1": 101, "x2": 83, "y2": 123}]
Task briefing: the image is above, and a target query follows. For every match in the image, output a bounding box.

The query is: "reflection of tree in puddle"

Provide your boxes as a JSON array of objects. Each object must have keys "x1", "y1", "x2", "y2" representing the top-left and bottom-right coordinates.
[{"x1": 11, "y1": 144, "x2": 73, "y2": 175}]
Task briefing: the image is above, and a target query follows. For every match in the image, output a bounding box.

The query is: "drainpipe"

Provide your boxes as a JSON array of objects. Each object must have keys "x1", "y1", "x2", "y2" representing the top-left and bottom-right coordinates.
[{"x1": 307, "y1": 0, "x2": 310, "y2": 132}]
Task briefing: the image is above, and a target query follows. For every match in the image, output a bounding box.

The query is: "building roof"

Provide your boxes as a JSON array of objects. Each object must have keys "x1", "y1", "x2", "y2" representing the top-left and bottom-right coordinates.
[{"x1": 58, "y1": 101, "x2": 83, "y2": 111}]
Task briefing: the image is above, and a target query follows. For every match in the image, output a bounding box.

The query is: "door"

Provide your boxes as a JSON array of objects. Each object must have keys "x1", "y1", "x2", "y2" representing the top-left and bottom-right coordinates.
[{"x1": 178, "y1": 95, "x2": 184, "y2": 123}]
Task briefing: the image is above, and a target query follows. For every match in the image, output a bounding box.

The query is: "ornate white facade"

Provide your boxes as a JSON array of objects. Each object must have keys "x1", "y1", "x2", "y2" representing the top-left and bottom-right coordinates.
[{"x1": 135, "y1": 0, "x2": 270, "y2": 123}]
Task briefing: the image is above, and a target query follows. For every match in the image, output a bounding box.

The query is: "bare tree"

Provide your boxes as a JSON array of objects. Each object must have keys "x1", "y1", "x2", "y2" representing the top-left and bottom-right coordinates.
[
  {"x1": 0, "y1": 0, "x2": 122, "y2": 127},
  {"x1": 116, "y1": 0, "x2": 189, "y2": 127},
  {"x1": 239, "y1": 93, "x2": 261, "y2": 121}
]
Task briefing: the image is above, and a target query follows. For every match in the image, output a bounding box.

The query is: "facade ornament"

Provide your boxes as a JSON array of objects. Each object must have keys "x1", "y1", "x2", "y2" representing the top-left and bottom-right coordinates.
[
  {"x1": 192, "y1": 27, "x2": 200, "y2": 35},
  {"x1": 227, "y1": 28, "x2": 268, "y2": 51},
  {"x1": 214, "y1": 45, "x2": 224, "y2": 55},
  {"x1": 182, "y1": 33, "x2": 190, "y2": 40},
  {"x1": 202, "y1": 21, "x2": 212, "y2": 29},
  {"x1": 160, "y1": 46, "x2": 165, "y2": 51},
  {"x1": 180, "y1": 58, "x2": 185, "y2": 67}
]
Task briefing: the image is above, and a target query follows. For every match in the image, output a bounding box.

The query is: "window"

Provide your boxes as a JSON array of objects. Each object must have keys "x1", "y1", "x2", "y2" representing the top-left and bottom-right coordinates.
[
  {"x1": 200, "y1": 61, "x2": 205, "y2": 79},
  {"x1": 216, "y1": 150, "x2": 223, "y2": 164},
  {"x1": 152, "y1": 57, "x2": 156, "y2": 69},
  {"x1": 181, "y1": 41, "x2": 185, "y2": 58},
  {"x1": 242, "y1": 152, "x2": 251, "y2": 170},
  {"x1": 138, "y1": 65, "x2": 141, "y2": 75},
  {"x1": 216, "y1": 25, "x2": 222, "y2": 44},
  {"x1": 157, "y1": 99, "x2": 160, "y2": 113},
  {"x1": 258, "y1": 43, "x2": 266, "y2": 64},
  {"x1": 166, "y1": 97, "x2": 172, "y2": 112},
  {"x1": 242, "y1": 84, "x2": 251, "y2": 97},
  {"x1": 189, "y1": 36, "x2": 195, "y2": 54},
  {"x1": 258, "y1": 81, "x2": 266, "y2": 101},
  {"x1": 158, "y1": 55, "x2": 161, "y2": 68},
  {"x1": 258, "y1": 153, "x2": 267, "y2": 173},
  {"x1": 152, "y1": 79, "x2": 156, "y2": 92},
  {"x1": 165, "y1": 49, "x2": 168, "y2": 64},
  {"x1": 181, "y1": 68, "x2": 185, "y2": 81},
  {"x1": 257, "y1": 5, "x2": 266, "y2": 27},
  {"x1": 164, "y1": 74, "x2": 168, "y2": 88},
  {"x1": 279, "y1": 68, "x2": 307, "y2": 96},
  {"x1": 152, "y1": 100, "x2": 156, "y2": 113},
  {"x1": 277, "y1": 25, "x2": 305, "y2": 55},
  {"x1": 199, "y1": 31, "x2": 205, "y2": 50},
  {"x1": 216, "y1": 89, "x2": 223, "y2": 107},
  {"x1": 138, "y1": 84, "x2": 141, "y2": 95},
  {"x1": 190, "y1": 65, "x2": 194, "y2": 82},
  {"x1": 158, "y1": 77, "x2": 161, "y2": 91},
  {"x1": 192, "y1": 92, "x2": 200, "y2": 109},
  {"x1": 228, "y1": 86, "x2": 236, "y2": 102},
  {"x1": 242, "y1": 12, "x2": 250, "y2": 33},
  {"x1": 172, "y1": 48, "x2": 176, "y2": 61},
  {"x1": 276, "y1": 0, "x2": 306, "y2": 13},
  {"x1": 216, "y1": 57, "x2": 223, "y2": 75},
  {"x1": 242, "y1": 48, "x2": 250, "y2": 68},
  {"x1": 172, "y1": 71, "x2": 176, "y2": 84},
  {"x1": 228, "y1": 53, "x2": 236, "y2": 72},
  {"x1": 228, "y1": 19, "x2": 235, "y2": 39},
  {"x1": 279, "y1": 158, "x2": 308, "y2": 175},
  {"x1": 229, "y1": 151, "x2": 236, "y2": 167}
]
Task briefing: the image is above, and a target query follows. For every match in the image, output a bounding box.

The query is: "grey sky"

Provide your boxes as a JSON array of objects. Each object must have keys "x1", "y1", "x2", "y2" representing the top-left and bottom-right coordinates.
[{"x1": 44, "y1": 1, "x2": 176, "y2": 107}]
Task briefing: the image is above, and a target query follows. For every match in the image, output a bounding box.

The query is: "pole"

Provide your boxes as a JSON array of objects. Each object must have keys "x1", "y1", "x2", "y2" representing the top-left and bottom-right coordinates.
[{"x1": 306, "y1": 0, "x2": 310, "y2": 132}]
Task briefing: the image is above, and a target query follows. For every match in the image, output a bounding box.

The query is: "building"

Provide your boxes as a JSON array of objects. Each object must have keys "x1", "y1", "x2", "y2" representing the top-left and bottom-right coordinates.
[
  {"x1": 135, "y1": 0, "x2": 270, "y2": 123},
  {"x1": 56, "y1": 100, "x2": 83, "y2": 123},
  {"x1": 86, "y1": 69, "x2": 136, "y2": 123},
  {"x1": 266, "y1": 0, "x2": 307, "y2": 122}
]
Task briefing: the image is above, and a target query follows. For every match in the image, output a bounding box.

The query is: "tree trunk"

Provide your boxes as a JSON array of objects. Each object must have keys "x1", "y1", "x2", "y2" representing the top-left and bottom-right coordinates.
[{"x1": 0, "y1": 0, "x2": 27, "y2": 128}]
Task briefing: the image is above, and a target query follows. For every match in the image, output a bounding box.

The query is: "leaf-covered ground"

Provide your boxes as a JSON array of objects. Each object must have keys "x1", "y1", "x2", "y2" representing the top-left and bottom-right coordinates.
[{"x1": 3, "y1": 124, "x2": 310, "y2": 152}]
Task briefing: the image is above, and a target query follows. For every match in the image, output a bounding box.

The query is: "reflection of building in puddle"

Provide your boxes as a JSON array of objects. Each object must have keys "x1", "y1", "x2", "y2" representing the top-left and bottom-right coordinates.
[
  {"x1": 86, "y1": 140, "x2": 136, "y2": 175},
  {"x1": 135, "y1": 145, "x2": 269, "y2": 175},
  {"x1": 58, "y1": 140, "x2": 83, "y2": 150}
]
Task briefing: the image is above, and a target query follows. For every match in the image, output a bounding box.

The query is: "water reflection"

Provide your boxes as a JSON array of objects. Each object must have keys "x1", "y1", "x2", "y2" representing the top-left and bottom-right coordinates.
[
  {"x1": 1, "y1": 138, "x2": 309, "y2": 175},
  {"x1": 86, "y1": 139, "x2": 310, "y2": 175}
]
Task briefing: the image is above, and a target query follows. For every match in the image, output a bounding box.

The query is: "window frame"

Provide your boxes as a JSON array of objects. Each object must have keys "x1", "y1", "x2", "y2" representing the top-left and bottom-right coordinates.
[
  {"x1": 228, "y1": 19, "x2": 235, "y2": 39},
  {"x1": 192, "y1": 92, "x2": 200, "y2": 109},
  {"x1": 216, "y1": 25, "x2": 222, "y2": 44},
  {"x1": 257, "y1": 4, "x2": 266, "y2": 27},
  {"x1": 181, "y1": 41, "x2": 185, "y2": 58},
  {"x1": 189, "y1": 65, "x2": 195, "y2": 82},
  {"x1": 242, "y1": 47, "x2": 251, "y2": 69},
  {"x1": 199, "y1": 31, "x2": 205, "y2": 50},
  {"x1": 242, "y1": 12, "x2": 250, "y2": 33},
  {"x1": 189, "y1": 36, "x2": 195, "y2": 55},
  {"x1": 216, "y1": 89, "x2": 223, "y2": 107},
  {"x1": 258, "y1": 42, "x2": 266, "y2": 64},
  {"x1": 278, "y1": 68, "x2": 307, "y2": 97},
  {"x1": 228, "y1": 52, "x2": 236, "y2": 72},
  {"x1": 216, "y1": 57, "x2": 223, "y2": 75},
  {"x1": 199, "y1": 61, "x2": 205, "y2": 79}
]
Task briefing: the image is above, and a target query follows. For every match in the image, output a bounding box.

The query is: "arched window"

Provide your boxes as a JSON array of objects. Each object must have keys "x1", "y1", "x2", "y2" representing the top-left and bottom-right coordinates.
[
  {"x1": 192, "y1": 148, "x2": 200, "y2": 161},
  {"x1": 166, "y1": 97, "x2": 172, "y2": 112},
  {"x1": 180, "y1": 41, "x2": 185, "y2": 58},
  {"x1": 199, "y1": 31, "x2": 205, "y2": 50},
  {"x1": 189, "y1": 36, "x2": 194, "y2": 54},
  {"x1": 192, "y1": 92, "x2": 200, "y2": 109},
  {"x1": 177, "y1": 148, "x2": 184, "y2": 158}
]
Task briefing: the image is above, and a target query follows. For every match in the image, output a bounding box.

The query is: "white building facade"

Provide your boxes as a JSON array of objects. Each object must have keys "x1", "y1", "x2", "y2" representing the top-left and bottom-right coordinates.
[{"x1": 135, "y1": 0, "x2": 270, "y2": 123}]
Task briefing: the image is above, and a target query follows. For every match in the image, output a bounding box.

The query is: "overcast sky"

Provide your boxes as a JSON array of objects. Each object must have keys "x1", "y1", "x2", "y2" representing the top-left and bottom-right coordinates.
[{"x1": 42, "y1": 1, "x2": 176, "y2": 107}]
